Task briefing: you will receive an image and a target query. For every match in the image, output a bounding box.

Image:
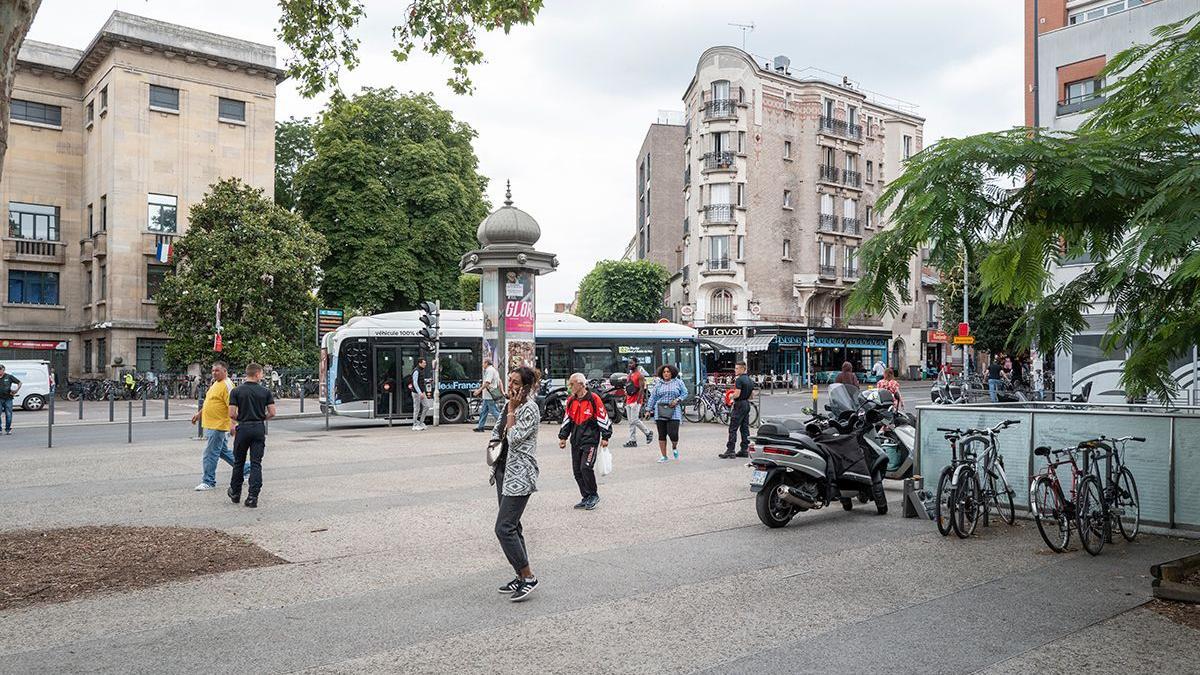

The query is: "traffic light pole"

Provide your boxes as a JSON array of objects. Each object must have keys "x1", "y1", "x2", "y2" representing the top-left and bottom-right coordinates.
[{"x1": 433, "y1": 299, "x2": 441, "y2": 427}]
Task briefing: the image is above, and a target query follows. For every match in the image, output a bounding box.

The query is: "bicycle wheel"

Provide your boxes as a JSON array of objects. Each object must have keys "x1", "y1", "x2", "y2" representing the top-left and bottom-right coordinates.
[
  {"x1": 951, "y1": 469, "x2": 982, "y2": 539},
  {"x1": 748, "y1": 402, "x2": 760, "y2": 427},
  {"x1": 716, "y1": 404, "x2": 731, "y2": 426},
  {"x1": 682, "y1": 398, "x2": 702, "y2": 423},
  {"x1": 934, "y1": 466, "x2": 954, "y2": 537},
  {"x1": 1030, "y1": 476, "x2": 1069, "y2": 552},
  {"x1": 988, "y1": 466, "x2": 1016, "y2": 526},
  {"x1": 1114, "y1": 467, "x2": 1140, "y2": 542},
  {"x1": 1076, "y1": 474, "x2": 1106, "y2": 556}
]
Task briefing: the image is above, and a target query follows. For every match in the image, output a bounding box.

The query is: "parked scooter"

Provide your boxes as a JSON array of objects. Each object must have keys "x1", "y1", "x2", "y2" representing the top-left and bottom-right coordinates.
[
  {"x1": 748, "y1": 384, "x2": 889, "y2": 528},
  {"x1": 859, "y1": 389, "x2": 916, "y2": 480}
]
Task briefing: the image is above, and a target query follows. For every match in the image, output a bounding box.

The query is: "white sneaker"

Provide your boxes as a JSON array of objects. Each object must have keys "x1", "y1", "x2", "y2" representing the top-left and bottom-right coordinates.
[{"x1": 194, "y1": 483, "x2": 215, "y2": 491}]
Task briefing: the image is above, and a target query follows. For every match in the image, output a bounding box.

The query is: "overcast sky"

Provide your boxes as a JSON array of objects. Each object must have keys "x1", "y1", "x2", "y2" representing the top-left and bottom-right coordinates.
[{"x1": 28, "y1": 0, "x2": 1023, "y2": 310}]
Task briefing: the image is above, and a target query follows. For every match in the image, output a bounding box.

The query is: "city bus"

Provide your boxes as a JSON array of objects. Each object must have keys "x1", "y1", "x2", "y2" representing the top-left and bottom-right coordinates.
[{"x1": 320, "y1": 310, "x2": 699, "y2": 423}]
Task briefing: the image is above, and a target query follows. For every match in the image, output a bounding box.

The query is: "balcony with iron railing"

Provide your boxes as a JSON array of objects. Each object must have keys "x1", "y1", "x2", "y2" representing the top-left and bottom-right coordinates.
[
  {"x1": 842, "y1": 169, "x2": 862, "y2": 188},
  {"x1": 843, "y1": 265, "x2": 861, "y2": 280},
  {"x1": 702, "y1": 150, "x2": 736, "y2": 173},
  {"x1": 703, "y1": 203, "x2": 736, "y2": 225},
  {"x1": 3, "y1": 236, "x2": 66, "y2": 264},
  {"x1": 703, "y1": 258, "x2": 735, "y2": 275},
  {"x1": 818, "y1": 214, "x2": 838, "y2": 232},
  {"x1": 706, "y1": 312, "x2": 735, "y2": 324},
  {"x1": 814, "y1": 314, "x2": 883, "y2": 328},
  {"x1": 842, "y1": 217, "x2": 861, "y2": 235},
  {"x1": 818, "y1": 115, "x2": 863, "y2": 142},
  {"x1": 818, "y1": 164, "x2": 839, "y2": 183},
  {"x1": 703, "y1": 98, "x2": 737, "y2": 121},
  {"x1": 818, "y1": 264, "x2": 838, "y2": 279}
]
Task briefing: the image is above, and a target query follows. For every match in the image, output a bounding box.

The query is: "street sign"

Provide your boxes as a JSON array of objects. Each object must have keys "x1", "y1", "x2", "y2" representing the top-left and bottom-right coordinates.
[
  {"x1": 680, "y1": 305, "x2": 694, "y2": 318},
  {"x1": 316, "y1": 308, "x2": 345, "y2": 346},
  {"x1": 927, "y1": 329, "x2": 949, "y2": 343},
  {"x1": 958, "y1": 322, "x2": 970, "y2": 337},
  {"x1": 658, "y1": 318, "x2": 670, "y2": 324},
  {"x1": 952, "y1": 335, "x2": 975, "y2": 345}
]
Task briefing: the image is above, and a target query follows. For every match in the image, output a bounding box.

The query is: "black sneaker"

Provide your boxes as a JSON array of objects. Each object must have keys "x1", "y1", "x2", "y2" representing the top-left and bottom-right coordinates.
[
  {"x1": 718, "y1": 452, "x2": 736, "y2": 459},
  {"x1": 645, "y1": 432, "x2": 654, "y2": 443},
  {"x1": 510, "y1": 578, "x2": 538, "y2": 602},
  {"x1": 622, "y1": 440, "x2": 637, "y2": 448},
  {"x1": 584, "y1": 494, "x2": 600, "y2": 510},
  {"x1": 227, "y1": 487, "x2": 240, "y2": 504},
  {"x1": 244, "y1": 497, "x2": 258, "y2": 508},
  {"x1": 497, "y1": 577, "x2": 521, "y2": 594},
  {"x1": 573, "y1": 499, "x2": 587, "y2": 509},
  {"x1": 735, "y1": 450, "x2": 749, "y2": 458}
]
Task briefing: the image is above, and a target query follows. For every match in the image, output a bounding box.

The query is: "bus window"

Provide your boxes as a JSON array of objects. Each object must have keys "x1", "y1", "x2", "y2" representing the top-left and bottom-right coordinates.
[
  {"x1": 677, "y1": 344, "x2": 698, "y2": 396},
  {"x1": 573, "y1": 348, "x2": 616, "y2": 381},
  {"x1": 337, "y1": 339, "x2": 371, "y2": 403},
  {"x1": 617, "y1": 344, "x2": 656, "y2": 373},
  {"x1": 439, "y1": 348, "x2": 479, "y2": 384},
  {"x1": 548, "y1": 343, "x2": 571, "y2": 380}
]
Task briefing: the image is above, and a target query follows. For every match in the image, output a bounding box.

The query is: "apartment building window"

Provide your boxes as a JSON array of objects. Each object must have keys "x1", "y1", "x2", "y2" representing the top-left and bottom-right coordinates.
[
  {"x1": 100, "y1": 195, "x2": 107, "y2": 231},
  {"x1": 1064, "y1": 78, "x2": 1102, "y2": 105},
  {"x1": 149, "y1": 85, "x2": 180, "y2": 112},
  {"x1": 847, "y1": 105, "x2": 858, "y2": 128},
  {"x1": 8, "y1": 270, "x2": 59, "y2": 305},
  {"x1": 1069, "y1": 0, "x2": 1143, "y2": 25},
  {"x1": 866, "y1": 160, "x2": 874, "y2": 182},
  {"x1": 783, "y1": 140, "x2": 792, "y2": 159},
  {"x1": 865, "y1": 205, "x2": 874, "y2": 229},
  {"x1": 737, "y1": 131, "x2": 745, "y2": 152},
  {"x1": 865, "y1": 115, "x2": 874, "y2": 136},
  {"x1": 99, "y1": 262, "x2": 107, "y2": 300},
  {"x1": 99, "y1": 85, "x2": 108, "y2": 111},
  {"x1": 710, "y1": 289, "x2": 733, "y2": 322},
  {"x1": 84, "y1": 268, "x2": 92, "y2": 304},
  {"x1": 97, "y1": 338, "x2": 107, "y2": 372},
  {"x1": 87, "y1": 203, "x2": 94, "y2": 236},
  {"x1": 137, "y1": 338, "x2": 169, "y2": 373},
  {"x1": 218, "y1": 97, "x2": 246, "y2": 123},
  {"x1": 927, "y1": 299, "x2": 939, "y2": 327},
  {"x1": 83, "y1": 340, "x2": 92, "y2": 373},
  {"x1": 8, "y1": 202, "x2": 59, "y2": 240},
  {"x1": 903, "y1": 135, "x2": 913, "y2": 160},
  {"x1": 148, "y1": 194, "x2": 178, "y2": 233},
  {"x1": 845, "y1": 246, "x2": 859, "y2": 276},
  {"x1": 736, "y1": 235, "x2": 744, "y2": 260},
  {"x1": 712, "y1": 80, "x2": 731, "y2": 100},
  {"x1": 819, "y1": 241, "x2": 836, "y2": 270},
  {"x1": 845, "y1": 153, "x2": 858, "y2": 173},
  {"x1": 712, "y1": 131, "x2": 730, "y2": 153},
  {"x1": 86, "y1": 100, "x2": 94, "y2": 125},
  {"x1": 782, "y1": 239, "x2": 791, "y2": 260},
  {"x1": 709, "y1": 235, "x2": 730, "y2": 269},
  {"x1": 822, "y1": 146, "x2": 835, "y2": 167},
  {"x1": 736, "y1": 183, "x2": 744, "y2": 206},
  {"x1": 11, "y1": 99, "x2": 62, "y2": 127},
  {"x1": 783, "y1": 190, "x2": 793, "y2": 209},
  {"x1": 823, "y1": 98, "x2": 834, "y2": 119},
  {"x1": 147, "y1": 264, "x2": 171, "y2": 300}
]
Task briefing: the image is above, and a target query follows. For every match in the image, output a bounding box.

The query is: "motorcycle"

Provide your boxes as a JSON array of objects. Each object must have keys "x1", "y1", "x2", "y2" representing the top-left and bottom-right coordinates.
[
  {"x1": 748, "y1": 384, "x2": 890, "y2": 528},
  {"x1": 537, "y1": 375, "x2": 624, "y2": 424},
  {"x1": 859, "y1": 389, "x2": 916, "y2": 480}
]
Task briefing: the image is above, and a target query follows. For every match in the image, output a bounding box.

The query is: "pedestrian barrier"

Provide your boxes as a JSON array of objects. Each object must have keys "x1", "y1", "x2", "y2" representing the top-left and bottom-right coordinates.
[{"x1": 915, "y1": 400, "x2": 1200, "y2": 531}]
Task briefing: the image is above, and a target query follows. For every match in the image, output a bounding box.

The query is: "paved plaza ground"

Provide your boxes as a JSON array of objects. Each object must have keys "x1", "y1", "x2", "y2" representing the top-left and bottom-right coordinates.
[{"x1": 0, "y1": 413, "x2": 1197, "y2": 673}]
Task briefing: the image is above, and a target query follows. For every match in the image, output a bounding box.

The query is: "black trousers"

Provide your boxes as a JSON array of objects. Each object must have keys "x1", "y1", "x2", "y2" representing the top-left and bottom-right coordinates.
[
  {"x1": 230, "y1": 422, "x2": 266, "y2": 497},
  {"x1": 571, "y1": 444, "x2": 598, "y2": 498},
  {"x1": 726, "y1": 400, "x2": 751, "y2": 452},
  {"x1": 494, "y1": 466, "x2": 530, "y2": 574}
]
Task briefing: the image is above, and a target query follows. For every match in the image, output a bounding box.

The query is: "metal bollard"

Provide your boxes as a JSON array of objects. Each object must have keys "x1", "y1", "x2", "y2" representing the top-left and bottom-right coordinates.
[
  {"x1": 164, "y1": 387, "x2": 170, "y2": 420},
  {"x1": 196, "y1": 390, "x2": 203, "y2": 438},
  {"x1": 49, "y1": 391, "x2": 55, "y2": 426},
  {"x1": 388, "y1": 392, "x2": 394, "y2": 427},
  {"x1": 128, "y1": 399, "x2": 133, "y2": 443},
  {"x1": 143, "y1": 388, "x2": 148, "y2": 417},
  {"x1": 300, "y1": 389, "x2": 305, "y2": 413},
  {"x1": 47, "y1": 395, "x2": 55, "y2": 449},
  {"x1": 109, "y1": 393, "x2": 114, "y2": 422},
  {"x1": 325, "y1": 398, "x2": 330, "y2": 431},
  {"x1": 78, "y1": 395, "x2": 83, "y2": 420}
]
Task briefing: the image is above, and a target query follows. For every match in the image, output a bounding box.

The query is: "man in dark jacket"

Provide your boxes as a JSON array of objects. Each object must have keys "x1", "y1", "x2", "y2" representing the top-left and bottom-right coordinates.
[
  {"x1": 720, "y1": 362, "x2": 754, "y2": 459},
  {"x1": 409, "y1": 357, "x2": 430, "y2": 431},
  {"x1": 558, "y1": 372, "x2": 612, "y2": 510}
]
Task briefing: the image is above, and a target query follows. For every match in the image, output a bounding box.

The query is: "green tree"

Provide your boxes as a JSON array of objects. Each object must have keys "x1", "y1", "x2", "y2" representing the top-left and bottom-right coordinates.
[
  {"x1": 155, "y1": 179, "x2": 327, "y2": 369},
  {"x1": 936, "y1": 249, "x2": 1026, "y2": 356},
  {"x1": 457, "y1": 273, "x2": 480, "y2": 310},
  {"x1": 576, "y1": 260, "x2": 669, "y2": 323},
  {"x1": 277, "y1": 0, "x2": 544, "y2": 97},
  {"x1": 298, "y1": 88, "x2": 488, "y2": 315},
  {"x1": 849, "y1": 12, "x2": 1200, "y2": 400},
  {"x1": 275, "y1": 117, "x2": 316, "y2": 212}
]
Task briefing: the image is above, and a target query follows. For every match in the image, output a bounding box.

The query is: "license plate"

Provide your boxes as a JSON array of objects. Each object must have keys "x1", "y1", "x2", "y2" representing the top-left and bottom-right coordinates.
[{"x1": 750, "y1": 470, "x2": 767, "y2": 487}]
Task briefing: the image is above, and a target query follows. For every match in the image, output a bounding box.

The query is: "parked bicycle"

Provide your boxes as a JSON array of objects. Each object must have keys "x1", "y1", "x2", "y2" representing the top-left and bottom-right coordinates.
[
  {"x1": 682, "y1": 383, "x2": 759, "y2": 426},
  {"x1": 933, "y1": 419, "x2": 1020, "y2": 539},
  {"x1": 1075, "y1": 435, "x2": 1143, "y2": 555}
]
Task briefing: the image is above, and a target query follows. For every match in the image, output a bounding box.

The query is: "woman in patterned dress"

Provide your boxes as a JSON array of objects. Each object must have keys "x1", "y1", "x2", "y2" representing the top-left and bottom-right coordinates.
[
  {"x1": 490, "y1": 365, "x2": 541, "y2": 602},
  {"x1": 878, "y1": 367, "x2": 903, "y2": 410}
]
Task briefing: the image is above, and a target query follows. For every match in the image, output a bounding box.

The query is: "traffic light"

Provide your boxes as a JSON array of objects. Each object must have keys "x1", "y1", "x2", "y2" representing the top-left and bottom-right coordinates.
[{"x1": 419, "y1": 300, "x2": 440, "y2": 354}]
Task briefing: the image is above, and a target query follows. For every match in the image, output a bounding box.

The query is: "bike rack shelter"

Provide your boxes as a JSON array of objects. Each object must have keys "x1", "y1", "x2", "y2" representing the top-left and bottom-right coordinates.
[{"x1": 914, "y1": 401, "x2": 1200, "y2": 533}]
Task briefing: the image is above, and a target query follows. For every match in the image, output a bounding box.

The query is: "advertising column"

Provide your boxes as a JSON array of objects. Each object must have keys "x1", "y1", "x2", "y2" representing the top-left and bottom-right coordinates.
[{"x1": 502, "y1": 269, "x2": 536, "y2": 373}]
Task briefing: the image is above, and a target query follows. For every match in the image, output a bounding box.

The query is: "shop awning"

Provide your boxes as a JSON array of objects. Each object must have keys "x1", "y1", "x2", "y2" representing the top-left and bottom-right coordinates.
[{"x1": 702, "y1": 335, "x2": 776, "y2": 354}]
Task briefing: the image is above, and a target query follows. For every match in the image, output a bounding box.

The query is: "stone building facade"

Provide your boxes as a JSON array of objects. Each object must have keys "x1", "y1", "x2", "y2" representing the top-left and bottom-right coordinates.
[
  {"x1": 654, "y1": 46, "x2": 934, "y2": 380},
  {"x1": 633, "y1": 121, "x2": 685, "y2": 275},
  {"x1": 1, "y1": 11, "x2": 282, "y2": 381}
]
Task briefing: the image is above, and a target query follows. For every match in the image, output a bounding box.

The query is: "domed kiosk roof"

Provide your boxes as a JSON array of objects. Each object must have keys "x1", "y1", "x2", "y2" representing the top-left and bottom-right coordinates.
[{"x1": 477, "y1": 181, "x2": 540, "y2": 248}]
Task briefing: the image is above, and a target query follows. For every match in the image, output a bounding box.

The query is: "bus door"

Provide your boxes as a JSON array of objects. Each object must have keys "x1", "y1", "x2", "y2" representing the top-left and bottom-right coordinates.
[{"x1": 373, "y1": 344, "x2": 420, "y2": 417}]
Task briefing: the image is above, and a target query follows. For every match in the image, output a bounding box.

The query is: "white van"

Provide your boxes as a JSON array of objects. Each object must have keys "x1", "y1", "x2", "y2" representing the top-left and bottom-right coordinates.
[{"x1": 1, "y1": 360, "x2": 52, "y2": 411}]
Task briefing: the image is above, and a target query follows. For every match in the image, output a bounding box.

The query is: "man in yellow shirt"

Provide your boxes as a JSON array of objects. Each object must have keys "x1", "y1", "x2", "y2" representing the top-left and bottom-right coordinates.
[{"x1": 191, "y1": 362, "x2": 248, "y2": 491}]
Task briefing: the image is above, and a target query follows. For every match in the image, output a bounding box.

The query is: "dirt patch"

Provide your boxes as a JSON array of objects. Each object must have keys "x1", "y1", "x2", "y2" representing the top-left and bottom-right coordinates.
[
  {"x1": 0, "y1": 526, "x2": 285, "y2": 612},
  {"x1": 1148, "y1": 599, "x2": 1200, "y2": 632}
]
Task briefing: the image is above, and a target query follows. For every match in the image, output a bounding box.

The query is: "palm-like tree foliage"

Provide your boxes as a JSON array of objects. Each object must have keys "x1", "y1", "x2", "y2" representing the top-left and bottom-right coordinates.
[{"x1": 849, "y1": 11, "x2": 1200, "y2": 400}]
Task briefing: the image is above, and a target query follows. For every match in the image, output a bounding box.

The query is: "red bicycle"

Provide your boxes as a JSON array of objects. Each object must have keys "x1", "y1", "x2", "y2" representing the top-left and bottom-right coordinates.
[{"x1": 1028, "y1": 444, "x2": 1090, "y2": 553}]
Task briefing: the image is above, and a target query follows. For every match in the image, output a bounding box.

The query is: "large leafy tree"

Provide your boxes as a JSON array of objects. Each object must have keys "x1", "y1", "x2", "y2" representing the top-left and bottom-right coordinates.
[
  {"x1": 275, "y1": 117, "x2": 316, "y2": 212},
  {"x1": 156, "y1": 179, "x2": 327, "y2": 369},
  {"x1": 935, "y1": 247, "x2": 1027, "y2": 356},
  {"x1": 849, "y1": 12, "x2": 1200, "y2": 400},
  {"x1": 297, "y1": 88, "x2": 488, "y2": 314},
  {"x1": 457, "y1": 273, "x2": 480, "y2": 310},
  {"x1": 277, "y1": 0, "x2": 544, "y2": 97},
  {"x1": 576, "y1": 260, "x2": 669, "y2": 323}
]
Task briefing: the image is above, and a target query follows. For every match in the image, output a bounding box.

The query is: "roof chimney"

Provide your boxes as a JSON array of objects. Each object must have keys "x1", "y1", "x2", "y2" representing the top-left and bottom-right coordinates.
[{"x1": 773, "y1": 55, "x2": 790, "y2": 74}]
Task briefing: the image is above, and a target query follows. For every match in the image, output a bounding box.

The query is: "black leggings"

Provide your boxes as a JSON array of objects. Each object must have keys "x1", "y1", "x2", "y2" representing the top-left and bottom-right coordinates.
[{"x1": 655, "y1": 419, "x2": 680, "y2": 443}]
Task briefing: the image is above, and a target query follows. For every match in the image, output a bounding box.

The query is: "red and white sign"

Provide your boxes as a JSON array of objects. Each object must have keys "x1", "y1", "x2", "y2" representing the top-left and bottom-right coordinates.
[
  {"x1": 927, "y1": 330, "x2": 949, "y2": 343},
  {"x1": 0, "y1": 339, "x2": 67, "y2": 350},
  {"x1": 504, "y1": 300, "x2": 534, "y2": 333}
]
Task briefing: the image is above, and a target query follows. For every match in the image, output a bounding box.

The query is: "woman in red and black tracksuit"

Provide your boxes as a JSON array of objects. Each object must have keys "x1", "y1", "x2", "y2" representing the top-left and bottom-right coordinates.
[{"x1": 558, "y1": 373, "x2": 612, "y2": 511}]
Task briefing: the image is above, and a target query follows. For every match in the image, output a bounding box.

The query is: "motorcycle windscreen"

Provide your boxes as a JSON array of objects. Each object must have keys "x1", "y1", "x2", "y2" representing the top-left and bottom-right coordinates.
[
  {"x1": 827, "y1": 383, "x2": 860, "y2": 416},
  {"x1": 823, "y1": 432, "x2": 870, "y2": 479}
]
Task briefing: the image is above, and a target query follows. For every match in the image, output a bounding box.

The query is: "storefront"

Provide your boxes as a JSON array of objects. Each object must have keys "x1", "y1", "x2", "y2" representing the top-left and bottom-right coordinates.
[
  {"x1": 0, "y1": 338, "x2": 69, "y2": 386},
  {"x1": 700, "y1": 326, "x2": 890, "y2": 386},
  {"x1": 924, "y1": 329, "x2": 949, "y2": 375}
]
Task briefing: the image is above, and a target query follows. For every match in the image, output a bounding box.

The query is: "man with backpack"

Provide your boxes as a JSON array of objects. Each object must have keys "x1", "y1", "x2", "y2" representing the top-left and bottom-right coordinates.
[
  {"x1": 409, "y1": 357, "x2": 431, "y2": 431},
  {"x1": 558, "y1": 372, "x2": 612, "y2": 510},
  {"x1": 622, "y1": 357, "x2": 653, "y2": 448}
]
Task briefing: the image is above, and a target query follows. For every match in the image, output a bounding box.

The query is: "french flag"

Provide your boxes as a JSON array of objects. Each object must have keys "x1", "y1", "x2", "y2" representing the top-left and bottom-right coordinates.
[{"x1": 155, "y1": 240, "x2": 172, "y2": 263}]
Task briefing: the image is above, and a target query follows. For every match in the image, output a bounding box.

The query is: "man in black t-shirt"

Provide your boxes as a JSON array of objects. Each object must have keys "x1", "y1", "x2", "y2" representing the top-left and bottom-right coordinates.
[
  {"x1": 987, "y1": 358, "x2": 1005, "y2": 403},
  {"x1": 720, "y1": 362, "x2": 755, "y2": 459},
  {"x1": 227, "y1": 362, "x2": 276, "y2": 508}
]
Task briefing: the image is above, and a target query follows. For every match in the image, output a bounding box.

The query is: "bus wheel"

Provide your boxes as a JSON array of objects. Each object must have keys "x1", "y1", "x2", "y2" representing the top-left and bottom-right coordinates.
[{"x1": 439, "y1": 395, "x2": 467, "y2": 424}]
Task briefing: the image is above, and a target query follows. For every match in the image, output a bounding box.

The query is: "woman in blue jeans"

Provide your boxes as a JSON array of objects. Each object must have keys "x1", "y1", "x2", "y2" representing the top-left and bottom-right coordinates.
[{"x1": 645, "y1": 364, "x2": 687, "y2": 463}]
